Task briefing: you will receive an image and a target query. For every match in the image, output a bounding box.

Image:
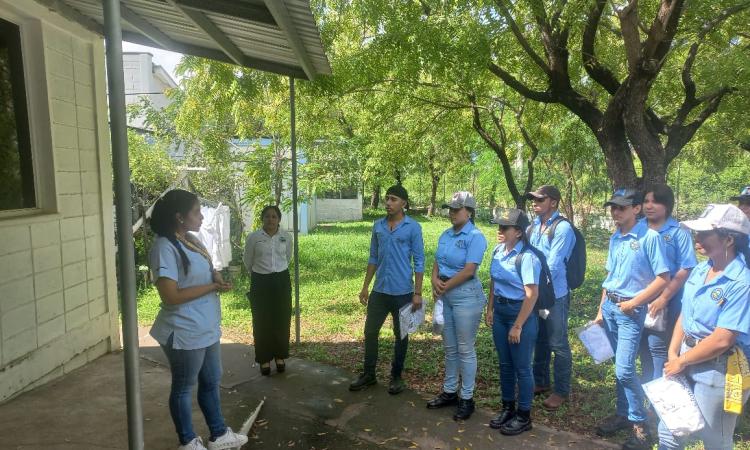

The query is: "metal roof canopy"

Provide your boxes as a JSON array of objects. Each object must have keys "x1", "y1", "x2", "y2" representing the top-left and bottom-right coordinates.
[{"x1": 34, "y1": 0, "x2": 331, "y2": 80}]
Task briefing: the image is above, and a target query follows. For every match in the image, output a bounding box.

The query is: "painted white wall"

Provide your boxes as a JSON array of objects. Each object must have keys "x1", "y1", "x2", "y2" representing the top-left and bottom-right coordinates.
[
  {"x1": 315, "y1": 193, "x2": 363, "y2": 223},
  {"x1": 0, "y1": 1, "x2": 120, "y2": 402}
]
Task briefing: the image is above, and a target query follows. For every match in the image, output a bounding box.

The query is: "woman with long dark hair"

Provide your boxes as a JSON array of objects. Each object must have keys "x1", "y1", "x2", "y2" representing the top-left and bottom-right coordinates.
[
  {"x1": 243, "y1": 205, "x2": 293, "y2": 375},
  {"x1": 148, "y1": 189, "x2": 247, "y2": 450},
  {"x1": 658, "y1": 204, "x2": 750, "y2": 449}
]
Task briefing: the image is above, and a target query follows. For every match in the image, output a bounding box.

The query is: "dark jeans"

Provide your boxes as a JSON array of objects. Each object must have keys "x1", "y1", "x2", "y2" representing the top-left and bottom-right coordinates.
[
  {"x1": 161, "y1": 335, "x2": 226, "y2": 445},
  {"x1": 492, "y1": 300, "x2": 538, "y2": 411},
  {"x1": 248, "y1": 270, "x2": 292, "y2": 363},
  {"x1": 533, "y1": 294, "x2": 573, "y2": 396},
  {"x1": 363, "y1": 291, "x2": 412, "y2": 378}
]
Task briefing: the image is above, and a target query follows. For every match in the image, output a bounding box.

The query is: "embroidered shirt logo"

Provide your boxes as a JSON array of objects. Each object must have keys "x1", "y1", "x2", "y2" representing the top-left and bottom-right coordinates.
[
  {"x1": 663, "y1": 234, "x2": 672, "y2": 243},
  {"x1": 455, "y1": 240, "x2": 467, "y2": 249},
  {"x1": 710, "y1": 288, "x2": 727, "y2": 307},
  {"x1": 629, "y1": 240, "x2": 640, "y2": 251}
]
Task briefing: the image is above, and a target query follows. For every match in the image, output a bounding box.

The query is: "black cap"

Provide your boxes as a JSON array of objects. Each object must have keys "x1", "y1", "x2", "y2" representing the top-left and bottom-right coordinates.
[
  {"x1": 604, "y1": 188, "x2": 642, "y2": 207},
  {"x1": 385, "y1": 185, "x2": 409, "y2": 202},
  {"x1": 492, "y1": 208, "x2": 530, "y2": 230},
  {"x1": 526, "y1": 185, "x2": 561, "y2": 201}
]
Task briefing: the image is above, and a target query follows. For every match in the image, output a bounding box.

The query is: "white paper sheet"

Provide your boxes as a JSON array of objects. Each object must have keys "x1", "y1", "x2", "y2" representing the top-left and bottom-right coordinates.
[
  {"x1": 576, "y1": 321, "x2": 614, "y2": 364},
  {"x1": 643, "y1": 375, "x2": 705, "y2": 437},
  {"x1": 644, "y1": 309, "x2": 666, "y2": 331},
  {"x1": 399, "y1": 302, "x2": 425, "y2": 340}
]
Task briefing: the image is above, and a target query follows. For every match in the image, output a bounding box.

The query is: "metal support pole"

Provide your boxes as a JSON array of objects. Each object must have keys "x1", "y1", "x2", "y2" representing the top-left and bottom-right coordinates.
[
  {"x1": 290, "y1": 77, "x2": 301, "y2": 344},
  {"x1": 102, "y1": 1, "x2": 144, "y2": 449}
]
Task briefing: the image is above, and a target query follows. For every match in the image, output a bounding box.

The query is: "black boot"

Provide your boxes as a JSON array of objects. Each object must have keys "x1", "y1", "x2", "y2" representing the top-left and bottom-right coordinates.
[
  {"x1": 453, "y1": 398, "x2": 475, "y2": 421},
  {"x1": 489, "y1": 400, "x2": 516, "y2": 429},
  {"x1": 348, "y1": 373, "x2": 376, "y2": 391},
  {"x1": 500, "y1": 408, "x2": 532, "y2": 436},
  {"x1": 426, "y1": 392, "x2": 458, "y2": 409}
]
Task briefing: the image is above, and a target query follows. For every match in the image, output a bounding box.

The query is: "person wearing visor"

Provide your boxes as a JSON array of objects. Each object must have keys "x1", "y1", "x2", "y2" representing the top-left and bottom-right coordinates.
[
  {"x1": 595, "y1": 188, "x2": 670, "y2": 450},
  {"x1": 350, "y1": 185, "x2": 425, "y2": 395},
  {"x1": 426, "y1": 192, "x2": 487, "y2": 421},
  {"x1": 658, "y1": 204, "x2": 750, "y2": 450},
  {"x1": 485, "y1": 208, "x2": 540, "y2": 436},
  {"x1": 526, "y1": 185, "x2": 576, "y2": 410},
  {"x1": 638, "y1": 185, "x2": 697, "y2": 384},
  {"x1": 730, "y1": 186, "x2": 750, "y2": 220}
]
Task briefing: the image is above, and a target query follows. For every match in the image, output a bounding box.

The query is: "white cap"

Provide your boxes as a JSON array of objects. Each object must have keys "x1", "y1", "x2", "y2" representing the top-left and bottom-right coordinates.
[
  {"x1": 442, "y1": 191, "x2": 477, "y2": 209},
  {"x1": 681, "y1": 204, "x2": 750, "y2": 235}
]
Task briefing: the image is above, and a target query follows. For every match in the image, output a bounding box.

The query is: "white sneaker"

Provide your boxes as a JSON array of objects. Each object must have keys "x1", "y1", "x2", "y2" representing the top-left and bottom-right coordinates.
[
  {"x1": 178, "y1": 437, "x2": 207, "y2": 450},
  {"x1": 207, "y1": 427, "x2": 248, "y2": 450}
]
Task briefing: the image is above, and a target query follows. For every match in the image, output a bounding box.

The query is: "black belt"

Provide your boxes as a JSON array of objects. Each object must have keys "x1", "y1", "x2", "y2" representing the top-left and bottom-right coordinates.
[
  {"x1": 438, "y1": 275, "x2": 474, "y2": 282},
  {"x1": 684, "y1": 335, "x2": 700, "y2": 348},
  {"x1": 495, "y1": 296, "x2": 523, "y2": 305},
  {"x1": 607, "y1": 292, "x2": 632, "y2": 304}
]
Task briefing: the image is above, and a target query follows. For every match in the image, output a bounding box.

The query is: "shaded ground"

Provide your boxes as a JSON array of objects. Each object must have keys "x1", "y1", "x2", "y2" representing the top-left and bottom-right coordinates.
[{"x1": 0, "y1": 329, "x2": 618, "y2": 449}]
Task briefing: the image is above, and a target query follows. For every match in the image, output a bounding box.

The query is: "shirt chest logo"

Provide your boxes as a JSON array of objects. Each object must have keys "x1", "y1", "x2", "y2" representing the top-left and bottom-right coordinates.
[
  {"x1": 455, "y1": 239, "x2": 467, "y2": 249},
  {"x1": 710, "y1": 288, "x2": 727, "y2": 307},
  {"x1": 279, "y1": 237, "x2": 287, "y2": 243},
  {"x1": 629, "y1": 240, "x2": 640, "y2": 251},
  {"x1": 663, "y1": 234, "x2": 672, "y2": 243}
]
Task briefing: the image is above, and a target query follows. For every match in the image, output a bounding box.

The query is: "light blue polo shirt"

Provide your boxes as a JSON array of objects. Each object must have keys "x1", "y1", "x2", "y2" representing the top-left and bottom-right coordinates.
[
  {"x1": 149, "y1": 236, "x2": 222, "y2": 350},
  {"x1": 681, "y1": 257, "x2": 750, "y2": 356},
  {"x1": 641, "y1": 217, "x2": 697, "y2": 277},
  {"x1": 435, "y1": 221, "x2": 487, "y2": 278},
  {"x1": 490, "y1": 241, "x2": 541, "y2": 301},
  {"x1": 529, "y1": 211, "x2": 576, "y2": 299},
  {"x1": 603, "y1": 220, "x2": 669, "y2": 298},
  {"x1": 368, "y1": 215, "x2": 425, "y2": 296}
]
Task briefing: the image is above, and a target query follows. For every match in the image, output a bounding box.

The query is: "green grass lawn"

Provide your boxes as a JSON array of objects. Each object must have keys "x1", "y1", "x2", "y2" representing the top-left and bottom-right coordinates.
[{"x1": 136, "y1": 213, "x2": 749, "y2": 448}]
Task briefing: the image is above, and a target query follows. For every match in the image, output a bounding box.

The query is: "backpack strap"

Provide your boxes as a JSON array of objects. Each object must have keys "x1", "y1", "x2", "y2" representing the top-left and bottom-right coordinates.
[
  {"x1": 514, "y1": 245, "x2": 529, "y2": 281},
  {"x1": 546, "y1": 216, "x2": 567, "y2": 244}
]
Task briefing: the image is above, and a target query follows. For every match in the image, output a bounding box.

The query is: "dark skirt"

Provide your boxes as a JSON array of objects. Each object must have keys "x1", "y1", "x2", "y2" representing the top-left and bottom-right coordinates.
[{"x1": 247, "y1": 270, "x2": 292, "y2": 363}]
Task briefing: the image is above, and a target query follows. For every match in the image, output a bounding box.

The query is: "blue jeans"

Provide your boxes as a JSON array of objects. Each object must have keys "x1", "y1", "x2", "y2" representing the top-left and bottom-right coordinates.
[
  {"x1": 492, "y1": 300, "x2": 538, "y2": 411},
  {"x1": 161, "y1": 335, "x2": 226, "y2": 445},
  {"x1": 639, "y1": 301, "x2": 680, "y2": 382},
  {"x1": 601, "y1": 299, "x2": 647, "y2": 423},
  {"x1": 533, "y1": 294, "x2": 572, "y2": 396},
  {"x1": 441, "y1": 278, "x2": 485, "y2": 399},
  {"x1": 658, "y1": 348, "x2": 750, "y2": 450}
]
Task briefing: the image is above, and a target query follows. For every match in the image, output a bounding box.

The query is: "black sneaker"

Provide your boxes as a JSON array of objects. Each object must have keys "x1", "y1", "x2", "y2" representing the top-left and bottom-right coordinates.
[
  {"x1": 500, "y1": 409, "x2": 532, "y2": 436},
  {"x1": 453, "y1": 398, "x2": 475, "y2": 421},
  {"x1": 388, "y1": 377, "x2": 406, "y2": 395},
  {"x1": 489, "y1": 400, "x2": 516, "y2": 429},
  {"x1": 596, "y1": 414, "x2": 630, "y2": 437},
  {"x1": 348, "y1": 373, "x2": 376, "y2": 391},
  {"x1": 622, "y1": 422, "x2": 652, "y2": 450},
  {"x1": 426, "y1": 391, "x2": 458, "y2": 409}
]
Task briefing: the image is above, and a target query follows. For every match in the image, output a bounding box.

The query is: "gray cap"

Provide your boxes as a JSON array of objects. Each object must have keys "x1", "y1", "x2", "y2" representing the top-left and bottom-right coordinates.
[
  {"x1": 604, "y1": 188, "x2": 642, "y2": 207},
  {"x1": 730, "y1": 186, "x2": 750, "y2": 202},
  {"x1": 681, "y1": 204, "x2": 750, "y2": 236},
  {"x1": 443, "y1": 191, "x2": 476, "y2": 209},
  {"x1": 491, "y1": 208, "x2": 530, "y2": 230}
]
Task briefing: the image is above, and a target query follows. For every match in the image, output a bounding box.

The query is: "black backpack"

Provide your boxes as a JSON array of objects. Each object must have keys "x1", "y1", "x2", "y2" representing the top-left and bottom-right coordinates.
[
  {"x1": 513, "y1": 245, "x2": 556, "y2": 310},
  {"x1": 529, "y1": 216, "x2": 587, "y2": 291}
]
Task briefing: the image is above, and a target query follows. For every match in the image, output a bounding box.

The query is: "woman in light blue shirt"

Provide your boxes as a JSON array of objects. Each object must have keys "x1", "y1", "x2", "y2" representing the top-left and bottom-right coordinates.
[
  {"x1": 658, "y1": 204, "x2": 750, "y2": 450},
  {"x1": 485, "y1": 208, "x2": 540, "y2": 437},
  {"x1": 149, "y1": 189, "x2": 247, "y2": 450},
  {"x1": 426, "y1": 192, "x2": 487, "y2": 422}
]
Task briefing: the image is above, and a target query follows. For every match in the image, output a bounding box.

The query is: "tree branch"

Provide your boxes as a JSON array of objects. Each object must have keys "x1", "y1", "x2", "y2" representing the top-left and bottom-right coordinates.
[
  {"x1": 488, "y1": 63, "x2": 555, "y2": 103},
  {"x1": 494, "y1": 0, "x2": 551, "y2": 75},
  {"x1": 582, "y1": 0, "x2": 621, "y2": 95},
  {"x1": 665, "y1": 87, "x2": 734, "y2": 162},
  {"x1": 617, "y1": 0, "x2": 642, "y2": 74}
]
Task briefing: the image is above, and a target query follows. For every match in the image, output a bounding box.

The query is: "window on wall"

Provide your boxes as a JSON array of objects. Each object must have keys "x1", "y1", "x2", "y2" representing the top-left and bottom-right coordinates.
[{"x1": 0, "y1": 17, "x2": 35, "y2": 211}]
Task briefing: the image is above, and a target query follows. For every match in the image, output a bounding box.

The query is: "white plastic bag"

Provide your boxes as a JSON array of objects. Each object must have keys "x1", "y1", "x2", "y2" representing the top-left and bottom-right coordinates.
[
  {"x1": 576, "y1": 321, "x2": 614, "y2": 364},
  {"x1": 399, "y1": 302, "x2": 425, "y2": 340},
  {"x1": 432, "y1": 298, "x2": 444, "y2": 336},
  {"x1": 643, "y1": 375, "x2": 705, "y2": 437},
  {"x1": 644, "y1": 309, "x2": 666, "y2": 331}
]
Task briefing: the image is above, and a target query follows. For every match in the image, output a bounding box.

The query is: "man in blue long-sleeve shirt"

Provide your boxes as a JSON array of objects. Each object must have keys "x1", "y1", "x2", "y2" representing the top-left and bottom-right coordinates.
[
  {"x1": 349, "y1": 185, "x2": 425, "y2": 394},
  {"x1": 527, "y1": 185, "x2": 576, "y2": 411}
]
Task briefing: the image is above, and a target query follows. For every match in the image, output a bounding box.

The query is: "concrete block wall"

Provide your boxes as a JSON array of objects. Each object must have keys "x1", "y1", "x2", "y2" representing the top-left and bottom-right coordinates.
[
  {"x1": 0, "y1": 2, "x2": 120, "y2": 403},
  {"x1": 315, "y1": 195, "x2": 364, "y2": 223}
]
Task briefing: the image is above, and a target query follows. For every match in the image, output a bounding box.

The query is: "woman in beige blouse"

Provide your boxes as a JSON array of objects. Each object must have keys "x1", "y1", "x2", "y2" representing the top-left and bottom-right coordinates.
[{"x1": 243, "y1": 205, "x2": 293, "y2": 375}]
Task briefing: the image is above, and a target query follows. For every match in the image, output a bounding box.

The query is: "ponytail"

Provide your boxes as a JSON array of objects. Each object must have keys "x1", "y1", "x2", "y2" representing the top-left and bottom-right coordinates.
[
  {"x1": 734, "y1": 234, "x2": 750, "y2": 269},
  {"x1": 149, "y1": 189, "x2": 198, "y2": 275}
]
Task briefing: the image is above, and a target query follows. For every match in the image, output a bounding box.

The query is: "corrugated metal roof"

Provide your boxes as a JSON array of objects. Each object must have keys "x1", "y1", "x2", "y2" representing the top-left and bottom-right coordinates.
[{"x1": 34, "y1": 0, "x2": 331, "y2": 79}]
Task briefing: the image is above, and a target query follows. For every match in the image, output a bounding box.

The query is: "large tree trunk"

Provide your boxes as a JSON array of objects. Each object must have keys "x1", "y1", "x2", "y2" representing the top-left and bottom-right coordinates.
[
  {"x1": 428, "y1": 174, "x2": 440, "y2": 216},
  {"x1": 370, "y1": 184, "x2": 380, "y2": 209}
]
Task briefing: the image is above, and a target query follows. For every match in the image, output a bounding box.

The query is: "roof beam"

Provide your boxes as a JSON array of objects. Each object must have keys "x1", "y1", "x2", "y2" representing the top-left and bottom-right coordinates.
[
  {"x1": 263, "y1": 0, "x2": 317, "y2": 79},
  {"x1": 33, "y1": 0, "x2": 103, "y2": 35},
  {"x1": 165, "y1": 0, "x2": 246, "y2": 66},
  {"x1": 121, "y1": 30, "x2": 307, "y2": 79},
  {"x1": 120, "y1": 4, "x2": 174, "y2": 49},
  {"x1": 175, "y1": 0, "x2": 277, "y2": 27}
]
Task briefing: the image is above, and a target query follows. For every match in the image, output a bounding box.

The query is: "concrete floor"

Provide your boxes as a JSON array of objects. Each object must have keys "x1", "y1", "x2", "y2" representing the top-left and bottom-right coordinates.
[{"x1": 0, "y1": 329, "x2": 618, "y2": 449}]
